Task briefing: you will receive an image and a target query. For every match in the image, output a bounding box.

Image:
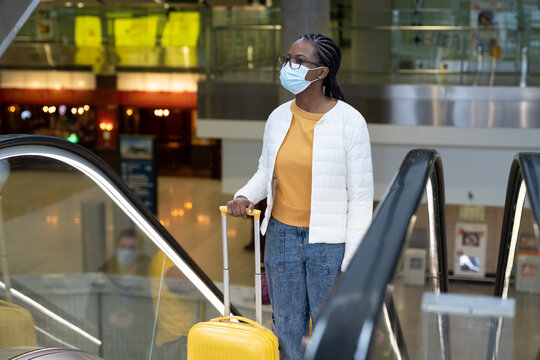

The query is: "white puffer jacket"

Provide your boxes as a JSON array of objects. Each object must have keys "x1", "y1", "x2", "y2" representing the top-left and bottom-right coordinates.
[{"x1": 235, "y1": 100, "x2": 373, "y2": 271}]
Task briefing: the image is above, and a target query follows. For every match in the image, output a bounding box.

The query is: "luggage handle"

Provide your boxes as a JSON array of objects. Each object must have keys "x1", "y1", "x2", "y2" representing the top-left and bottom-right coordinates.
[
  {"x1": 219, "y1": 206, "x2": 261, "y2": 220},
  {"x1": 219, "y1": 206, "x2": 263, "y2": 325},
  {"x1": 211, "y1": 316, "x2": 266, "y2": 330}
]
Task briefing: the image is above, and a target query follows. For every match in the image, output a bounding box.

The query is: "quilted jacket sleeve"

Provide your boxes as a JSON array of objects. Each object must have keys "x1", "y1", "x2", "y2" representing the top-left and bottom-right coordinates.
[
  {"x1": 233, "y1": 120, "x2": 270, "y2": 204},
  {"x1": 342, "y1": 118, "x2": 374, "y2": 271}
]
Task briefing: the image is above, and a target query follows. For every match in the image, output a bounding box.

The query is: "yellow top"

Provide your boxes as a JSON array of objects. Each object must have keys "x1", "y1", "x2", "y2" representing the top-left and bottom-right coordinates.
[
  {"x1": 272, "y1": 100, "x2": 325, "y2": 227},
  {"x1": 149, "y1": 251, "x2": 196, "y2": 346}
]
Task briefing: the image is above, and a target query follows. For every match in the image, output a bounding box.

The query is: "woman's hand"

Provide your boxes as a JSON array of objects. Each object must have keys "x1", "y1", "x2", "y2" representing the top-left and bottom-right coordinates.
[{"x1": 226, "y1": 196, "x2": 255, "y2": 218}]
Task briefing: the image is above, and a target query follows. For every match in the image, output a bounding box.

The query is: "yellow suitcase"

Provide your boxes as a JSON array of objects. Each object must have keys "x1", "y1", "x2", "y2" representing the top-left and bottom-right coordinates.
[
  {"x1": 188, "y1": 316, "x2": 278, "y2": 359},
  {"x1": 0, "y1": 300, "x2": 37, "y2": 348},
  {"x1": 187, "y1": 207, "x2": 279, "y2": 360}
]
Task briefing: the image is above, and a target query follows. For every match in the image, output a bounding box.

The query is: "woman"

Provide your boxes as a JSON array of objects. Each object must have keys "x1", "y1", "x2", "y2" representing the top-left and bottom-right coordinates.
[{"x1": 226, "y1": 33, "x2": 373, "y2": 359}]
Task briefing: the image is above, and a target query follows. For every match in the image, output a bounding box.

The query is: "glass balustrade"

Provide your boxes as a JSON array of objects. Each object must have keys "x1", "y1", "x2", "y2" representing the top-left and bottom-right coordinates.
[{"x1": 0, "y1": 145, "x2": 223, "y2": 359}]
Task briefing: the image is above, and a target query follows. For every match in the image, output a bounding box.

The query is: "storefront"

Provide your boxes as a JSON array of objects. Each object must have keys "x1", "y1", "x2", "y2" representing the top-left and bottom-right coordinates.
[{"x1": 0, "y1": 71, "x2": 219, "y2": 178}]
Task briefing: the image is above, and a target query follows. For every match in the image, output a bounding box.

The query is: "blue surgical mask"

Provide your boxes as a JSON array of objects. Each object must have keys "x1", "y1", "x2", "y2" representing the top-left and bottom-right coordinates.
[
  {"x1": 279, "y1": 64, "x2": 323, "y2": 95},
  {"x1": 116, "y1": 249, "x2": 138, "y2": 264}
]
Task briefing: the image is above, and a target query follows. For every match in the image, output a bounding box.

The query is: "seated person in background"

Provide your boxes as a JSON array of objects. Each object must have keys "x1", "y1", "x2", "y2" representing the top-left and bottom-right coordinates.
[
  {"x1": 150, "y1": 251, "x2": 198, "y2": 360},
  {"x1": 94, "y1": 229, "x2": 153, "y2": 360},
  {"x1": 99, "y1": 228, "x2": 151, "y2": 275}
]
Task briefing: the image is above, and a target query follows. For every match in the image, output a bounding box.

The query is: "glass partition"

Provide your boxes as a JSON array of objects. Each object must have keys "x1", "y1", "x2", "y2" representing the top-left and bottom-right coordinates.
[
  {"x1": 0, "y1": 149, "x2": 222, "y2": 359},
  {"x1": 5, "y1": 6, "x2": 540, "y2": 86}
]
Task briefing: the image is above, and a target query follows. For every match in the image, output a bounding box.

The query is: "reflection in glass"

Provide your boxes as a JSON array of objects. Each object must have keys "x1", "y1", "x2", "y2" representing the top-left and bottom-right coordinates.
[{"x1": 0, "y1": 156, "x2": 219, "y2": 359}]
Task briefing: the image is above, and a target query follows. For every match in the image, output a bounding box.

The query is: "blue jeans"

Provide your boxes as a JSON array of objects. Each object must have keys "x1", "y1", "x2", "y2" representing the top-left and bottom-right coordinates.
[{"x1": 264, "y1": 217, "x2": 344, "y2": 360}]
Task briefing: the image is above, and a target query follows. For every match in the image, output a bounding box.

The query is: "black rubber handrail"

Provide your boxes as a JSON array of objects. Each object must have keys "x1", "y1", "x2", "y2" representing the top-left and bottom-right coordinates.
[
  {"x1": 0, "y1": 135, "x2": 238, "y2": 316},
  {"x1": 486, "y1": 153, "x2": 540, "y2": 360},
  {"x1": 494, "y1": 153, "x2": 540, "y2": 296},
  {"x1": 305, "y1": 149, "x2": 449, "y2": 360}
]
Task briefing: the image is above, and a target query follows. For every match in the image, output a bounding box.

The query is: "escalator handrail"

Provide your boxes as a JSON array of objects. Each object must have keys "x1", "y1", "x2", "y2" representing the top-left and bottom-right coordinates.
[
  {"x1": 494, "y1": 152, "x2": 540, "y2": 297},
  {"x1": 305, "y1": 149, "x2": 449, "y2": 360},
  {"x1": 0, "y1": 135, "x2": 239, "y2": 316}
]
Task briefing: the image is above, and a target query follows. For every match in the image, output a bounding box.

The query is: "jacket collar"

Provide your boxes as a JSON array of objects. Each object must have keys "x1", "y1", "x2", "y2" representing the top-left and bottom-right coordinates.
[{"x1": 283, "y1": 99, "x2": 342, "y2": 124}]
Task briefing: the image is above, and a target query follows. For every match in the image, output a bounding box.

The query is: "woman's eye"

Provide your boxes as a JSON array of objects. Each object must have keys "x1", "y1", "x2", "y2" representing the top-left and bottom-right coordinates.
[{"x1": 295, "y1": 58, "x2": 304, "y2": 64}]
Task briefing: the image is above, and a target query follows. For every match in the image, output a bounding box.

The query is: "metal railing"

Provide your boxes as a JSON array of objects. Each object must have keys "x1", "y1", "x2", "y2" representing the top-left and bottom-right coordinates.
[{"x1": 4, "y1": 6, "x2": 540, "y2": 86}]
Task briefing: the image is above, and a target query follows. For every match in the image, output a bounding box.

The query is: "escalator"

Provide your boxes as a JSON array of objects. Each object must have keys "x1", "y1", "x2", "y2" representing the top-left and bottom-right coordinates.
[
  {"x1": 306, "y1": 149, "x2": 449, "y2": 360},
  {"x1": 0, "y1": 139, "x2": 450, "y2": 360},
  {"x1": 306, "y1": 151, "x2": 540, "y2": 359},
  {"x1": 1, "y1": 134, "x2": 538, "y2": 359},
  {"x1": 491, "y1": 153, "x2": 540, "y2": 359},
  {"x1": 0, "y1": 135, "x2": 238, "y2": 359}
]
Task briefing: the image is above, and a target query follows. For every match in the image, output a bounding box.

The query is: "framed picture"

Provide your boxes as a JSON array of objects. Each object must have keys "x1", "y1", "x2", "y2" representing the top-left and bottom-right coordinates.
[
  {"x1": 454, "y1": 223, "x2": 488, "y2": 278},
  {"x1": 518, "y1": 234, "x2": 539, "y2": 255}
]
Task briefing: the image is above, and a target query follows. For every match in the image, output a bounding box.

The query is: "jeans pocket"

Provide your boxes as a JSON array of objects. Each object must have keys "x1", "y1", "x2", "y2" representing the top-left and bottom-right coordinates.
[
  {"x1": 319, "y1": 243, "x2": 345, "y2": 275},
  {"x1": 264, "y1": 218, "x2": 284, "y2": 272}
]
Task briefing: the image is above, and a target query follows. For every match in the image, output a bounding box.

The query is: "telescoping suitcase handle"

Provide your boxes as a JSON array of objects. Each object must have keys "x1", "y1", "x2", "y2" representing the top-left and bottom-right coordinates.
[{"x1": 219, "y1": 206, "x2": 263, "y2": 325}]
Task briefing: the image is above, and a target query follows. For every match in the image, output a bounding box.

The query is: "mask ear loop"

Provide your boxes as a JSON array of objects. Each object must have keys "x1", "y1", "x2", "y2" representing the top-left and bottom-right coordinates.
[{"x1": 306, "y1": 66, "x2": 326, "y2": 83}]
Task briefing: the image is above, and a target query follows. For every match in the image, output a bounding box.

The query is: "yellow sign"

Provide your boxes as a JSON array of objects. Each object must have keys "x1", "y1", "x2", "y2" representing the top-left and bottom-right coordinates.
[
  {"x1": 459, "y1": 205, "x2": 486, "y2": 222},
  {"x1": 75, "y1": 16, "x2": 102, "y2": 47},
  {"x1": 74, "y1": 16, "x2": 103, "y2": 69},
  {"x1": 161, "y1": 12, "x2": 200, "y2": 48},
  {"x1": 114, "y1": 16, "x2": 159, "y2": 47},
  {"x1": 489, "y1": 44, "x2": 503, "y2": 59}
]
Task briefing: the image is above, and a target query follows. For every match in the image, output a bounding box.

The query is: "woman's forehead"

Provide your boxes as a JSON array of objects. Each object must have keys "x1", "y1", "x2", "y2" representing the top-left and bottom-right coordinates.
[{"x1": 289, "y1": 39, "x2": 315, "y2": 58}]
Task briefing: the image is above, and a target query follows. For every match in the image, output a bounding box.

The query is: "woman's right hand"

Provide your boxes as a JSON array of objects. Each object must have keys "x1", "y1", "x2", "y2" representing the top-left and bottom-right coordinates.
[{"x1": 226, "y1": 196, "x2": 255, "y2": 218}]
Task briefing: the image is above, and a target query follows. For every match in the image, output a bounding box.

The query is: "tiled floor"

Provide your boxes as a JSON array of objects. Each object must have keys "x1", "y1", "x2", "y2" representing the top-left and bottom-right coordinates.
[{"x1": 156, "y1": 176, "x2": 258, "y2": 287}]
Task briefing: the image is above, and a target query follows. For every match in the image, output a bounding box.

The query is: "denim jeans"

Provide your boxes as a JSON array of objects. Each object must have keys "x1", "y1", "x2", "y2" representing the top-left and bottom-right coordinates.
[{"x1": 264, "y1": 217, "x2": 344, "y2": 360}]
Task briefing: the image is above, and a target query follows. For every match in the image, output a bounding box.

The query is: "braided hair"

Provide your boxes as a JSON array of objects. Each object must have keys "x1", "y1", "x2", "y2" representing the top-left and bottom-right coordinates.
[{"x1": 299, "y1": 33, "x2": 346, "y2": 102}]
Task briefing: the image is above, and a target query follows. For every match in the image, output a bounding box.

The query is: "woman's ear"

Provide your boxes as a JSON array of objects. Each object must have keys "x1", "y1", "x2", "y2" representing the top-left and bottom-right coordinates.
[{"x1": 318, "y1": 67, "x2": 330, "y2": 80}]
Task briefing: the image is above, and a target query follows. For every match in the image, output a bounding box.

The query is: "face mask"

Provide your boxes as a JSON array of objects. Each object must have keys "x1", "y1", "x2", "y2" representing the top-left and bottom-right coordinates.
[
  {"x1": 279, "y1": 64, "x2": 323, "y2": 95},
  {"x1": 116, "y1": 249, "x2": 138, "y2": 264}
]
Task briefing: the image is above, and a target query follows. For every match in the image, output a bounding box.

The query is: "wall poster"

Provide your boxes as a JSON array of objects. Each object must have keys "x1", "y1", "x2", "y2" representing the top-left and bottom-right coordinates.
[{"x1": 454, "y1": 222, "x2": 488, "y2": 278}]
